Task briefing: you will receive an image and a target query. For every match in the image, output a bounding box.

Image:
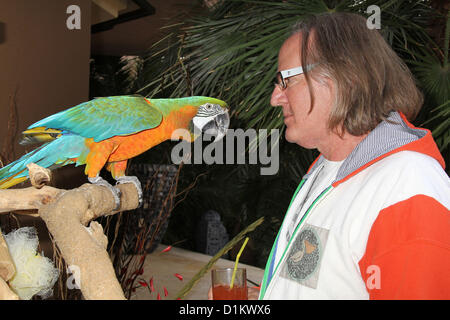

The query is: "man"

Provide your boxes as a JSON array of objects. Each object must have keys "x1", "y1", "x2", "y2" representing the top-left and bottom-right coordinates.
[{"x1": 259, "y1": 12, "x2": 449, "y2": 299}]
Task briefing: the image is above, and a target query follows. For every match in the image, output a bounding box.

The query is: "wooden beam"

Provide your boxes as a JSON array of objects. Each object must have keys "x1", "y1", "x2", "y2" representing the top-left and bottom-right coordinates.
[{"x1": 92, "y1": 0, "x2": 127, "y2": 18}]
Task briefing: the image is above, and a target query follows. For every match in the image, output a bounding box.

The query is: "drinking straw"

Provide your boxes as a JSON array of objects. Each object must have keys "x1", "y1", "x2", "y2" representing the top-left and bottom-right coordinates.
[
  {"x1": 174, "y1": 217, "x2": 264, "y2": 300},
  {"x1": 229, "y1": 237, "x2": 249, "y2": 289}
]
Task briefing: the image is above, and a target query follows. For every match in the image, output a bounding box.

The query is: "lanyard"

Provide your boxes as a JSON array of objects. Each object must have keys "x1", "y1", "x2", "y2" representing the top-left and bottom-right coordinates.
[
  {"x1": 260, "y1": 180, "x2": 333, "y2": 299},
  {"x1": 286, "y1": 164, "x2": 324, "y2": 242}
]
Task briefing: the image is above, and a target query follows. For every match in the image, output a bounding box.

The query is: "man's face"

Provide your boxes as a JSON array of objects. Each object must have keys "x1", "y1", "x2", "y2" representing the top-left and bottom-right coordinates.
[{"x1": 271, "y1": 33, "x2": 334, "y2": 150}]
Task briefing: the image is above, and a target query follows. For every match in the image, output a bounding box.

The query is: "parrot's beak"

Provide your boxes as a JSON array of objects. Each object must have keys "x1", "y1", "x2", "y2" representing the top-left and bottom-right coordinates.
[
  {"x1": 213, "y1": 110, "x2": 229, "y2": 142},
  {"x1": 192, "y1": 107, "x2": 229, "y2": 142}
]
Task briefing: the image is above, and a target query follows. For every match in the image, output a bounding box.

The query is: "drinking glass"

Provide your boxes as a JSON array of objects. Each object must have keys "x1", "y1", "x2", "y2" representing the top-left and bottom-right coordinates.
[{"x1": 211, "y1": 268, "x2": 248, "y2": 300}]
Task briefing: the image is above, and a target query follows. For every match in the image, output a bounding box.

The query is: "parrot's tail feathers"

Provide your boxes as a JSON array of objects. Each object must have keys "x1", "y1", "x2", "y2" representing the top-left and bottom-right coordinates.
[
  {"x1": 0, "y1": 145, "x2": 47, "y2": 189},
  {"x1": 0, "y1": 135, "x2": 87, "y2": 189},
  {"x1": 20, "y1": 127, "x2": 62, "y2": 145},
  {"x1": 0, "y1": 171, "x2": 28, "y2": 189}
]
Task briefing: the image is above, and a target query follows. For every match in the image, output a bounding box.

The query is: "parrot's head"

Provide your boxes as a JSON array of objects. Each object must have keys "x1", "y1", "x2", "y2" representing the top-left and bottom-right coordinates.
[{"x1": 190, "y1": 97, "x2": 230, "y2": 142}]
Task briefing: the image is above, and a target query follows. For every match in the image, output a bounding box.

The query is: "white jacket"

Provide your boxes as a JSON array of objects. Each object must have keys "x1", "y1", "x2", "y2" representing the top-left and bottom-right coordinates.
[{"x1": 259, "y1": 112, "x2": 450, "y2": 299}]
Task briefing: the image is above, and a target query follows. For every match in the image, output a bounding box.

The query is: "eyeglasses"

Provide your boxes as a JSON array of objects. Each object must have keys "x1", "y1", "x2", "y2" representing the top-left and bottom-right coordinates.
[{"x1": 274, "y1": 64, "x2": 316, "y2": 90}]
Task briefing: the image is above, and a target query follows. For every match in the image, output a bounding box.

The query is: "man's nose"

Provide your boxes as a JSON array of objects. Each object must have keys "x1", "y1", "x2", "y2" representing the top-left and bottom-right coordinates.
[{"x1": 270, "y1": 85, "x2": 287, "y2": 107}]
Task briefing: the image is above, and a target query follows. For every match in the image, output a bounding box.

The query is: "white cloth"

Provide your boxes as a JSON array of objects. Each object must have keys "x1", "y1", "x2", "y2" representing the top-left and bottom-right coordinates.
[{"x1": 275, "y1": 158, "x2": 344, "y2": 266}]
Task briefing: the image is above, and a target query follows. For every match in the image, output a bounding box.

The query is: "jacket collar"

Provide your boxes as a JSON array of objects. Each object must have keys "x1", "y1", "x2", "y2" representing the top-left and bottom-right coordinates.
[{"x1": 304, "y1": 111, "x2": 445, "y2": 186}]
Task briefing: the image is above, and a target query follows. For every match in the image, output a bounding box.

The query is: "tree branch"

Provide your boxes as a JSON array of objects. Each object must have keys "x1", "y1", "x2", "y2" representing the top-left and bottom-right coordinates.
[
  {"x1": 38, "y1": 183, "x2": 139, "y2": 300},
  {"x1": 0, "y1": 232, "x2": 17, "y2": 300},
  {"x1": 0, "y1": 164, "x2": 140, "y2": 299},
  {"x1": 0, "y1": 186, "x2": 62, "y2": 214}
]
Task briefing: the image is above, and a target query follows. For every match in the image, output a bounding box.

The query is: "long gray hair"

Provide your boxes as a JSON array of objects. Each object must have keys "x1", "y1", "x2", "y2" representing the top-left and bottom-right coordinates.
[{"x1": 291, "y1": 12, "x2": 423, "y2": 136}]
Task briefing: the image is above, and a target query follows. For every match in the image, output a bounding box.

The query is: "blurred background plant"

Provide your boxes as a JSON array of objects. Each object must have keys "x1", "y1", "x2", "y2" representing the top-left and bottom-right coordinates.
[{"x1": 90, "y1": 0, "x2": 449, "y2": 268}]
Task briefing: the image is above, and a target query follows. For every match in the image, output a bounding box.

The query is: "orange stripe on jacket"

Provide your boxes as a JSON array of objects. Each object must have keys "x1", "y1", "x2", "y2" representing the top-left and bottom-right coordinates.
[{"x1": 358, "y1": 194, "x2": 450, "y2": 299}]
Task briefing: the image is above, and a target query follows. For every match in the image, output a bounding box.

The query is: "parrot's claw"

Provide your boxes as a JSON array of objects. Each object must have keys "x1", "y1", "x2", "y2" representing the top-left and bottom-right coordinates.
[
  {"x1": 88, "y1": 176, "x2": 121, "y2": 210},
  {"x1": 115, "y1": 175, "x2": 143, "y2": 208}
]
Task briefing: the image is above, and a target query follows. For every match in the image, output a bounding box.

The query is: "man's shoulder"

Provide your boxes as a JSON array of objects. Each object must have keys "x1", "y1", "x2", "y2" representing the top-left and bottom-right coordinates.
[
  {"x1": 367, "y1": 150, "x2": 449, "y2": 206},
  {"x1": 373, "y1": 150, "x2": 446, "y2": 177}
]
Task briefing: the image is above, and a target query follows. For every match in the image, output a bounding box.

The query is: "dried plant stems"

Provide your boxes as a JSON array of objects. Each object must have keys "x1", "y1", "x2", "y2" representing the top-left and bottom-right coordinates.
[
  {"x1": 116, "y1": 164, "x2": 182, "y2": 299},
  {"x1": 0, "y1": 86, "x2": 18, "y2": 166}
]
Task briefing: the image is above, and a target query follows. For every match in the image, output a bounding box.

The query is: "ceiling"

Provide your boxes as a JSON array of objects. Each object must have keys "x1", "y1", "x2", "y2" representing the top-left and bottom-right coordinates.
[{"x1": 90, "y1": 0, "x2": 208, "y2": 56}]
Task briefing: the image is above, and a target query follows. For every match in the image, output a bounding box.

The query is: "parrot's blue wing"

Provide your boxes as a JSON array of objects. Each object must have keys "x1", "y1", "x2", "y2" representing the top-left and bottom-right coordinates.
[{"x1": 28, "y1": 96, "x2": 163, "y2": 142}]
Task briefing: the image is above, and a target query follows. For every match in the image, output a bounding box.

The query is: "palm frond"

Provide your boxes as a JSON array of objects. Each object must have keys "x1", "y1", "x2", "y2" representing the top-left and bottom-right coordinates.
[
  {"x1": 133, "y1": 0, "x2": 449, "y2": 267},
  {"x1": 138, "y1": 0, "x2": 440, "y2": 133},
  {"x1": 423, "y1": 100, "x2": 450, "y2": 151}
]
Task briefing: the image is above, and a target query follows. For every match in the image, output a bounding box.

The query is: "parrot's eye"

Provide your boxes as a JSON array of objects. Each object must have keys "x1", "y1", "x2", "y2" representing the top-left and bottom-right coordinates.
[{"x1": 205, "y1": 104, "x2": 212, "y2": 110}]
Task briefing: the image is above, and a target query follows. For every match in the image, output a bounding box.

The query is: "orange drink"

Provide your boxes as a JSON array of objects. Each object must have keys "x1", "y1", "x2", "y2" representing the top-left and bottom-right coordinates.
[
  {"x1": 211, "y1": 268, "x2": 248, "y2": 300},
  {"x1": 212, "y1": 284, "x2": 248, "y2": 300}
]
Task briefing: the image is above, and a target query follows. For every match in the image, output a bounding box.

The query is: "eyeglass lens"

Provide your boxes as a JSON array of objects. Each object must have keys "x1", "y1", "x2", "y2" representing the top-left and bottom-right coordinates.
[{"x1": 275, "y1": 72, "x2": 285, "y2": 89}]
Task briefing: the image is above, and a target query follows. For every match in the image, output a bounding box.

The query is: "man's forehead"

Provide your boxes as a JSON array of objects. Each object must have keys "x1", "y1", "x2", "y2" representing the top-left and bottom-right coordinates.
[
  {"x1": 286, "y1": 32, "x2": 302, "y2": 45},
  {"x1": 278, "y1": 33, "x2": 302, "y2": 68}
]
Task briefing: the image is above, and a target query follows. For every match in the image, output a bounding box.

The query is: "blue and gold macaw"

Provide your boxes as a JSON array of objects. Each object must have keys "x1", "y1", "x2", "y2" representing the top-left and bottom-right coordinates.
[{"x1": 0, "y1": 95, "x2": 229, "y2": 208}]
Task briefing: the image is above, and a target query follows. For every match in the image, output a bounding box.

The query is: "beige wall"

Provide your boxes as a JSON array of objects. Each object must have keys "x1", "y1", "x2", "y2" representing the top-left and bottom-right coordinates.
[
  {"x1": 91, "y1": 0, "x2": 204, "y2": 56},
  {"x1": 0, "y1": 0, "x2": 91, "y2": 161}
]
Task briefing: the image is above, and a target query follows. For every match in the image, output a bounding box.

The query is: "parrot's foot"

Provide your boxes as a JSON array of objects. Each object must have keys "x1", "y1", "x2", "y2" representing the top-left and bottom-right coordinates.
[
  {"x1": 115, "y1": 175, "x2": 143, "y2": 207},
  {"x1": 88, "y1": 176, "x2": 121, "y2": 210}
]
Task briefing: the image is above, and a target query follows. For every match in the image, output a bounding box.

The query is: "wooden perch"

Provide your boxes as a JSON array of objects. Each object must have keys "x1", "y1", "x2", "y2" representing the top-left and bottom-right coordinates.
[
  {"x1": 0, "y1": 232, "x2": 15, "y2": 282},
  {"x1": 0, "y1": 277, "x2": 19, "y2": 300},
  {"x1": 39, "y1": 182, "x2": 139, "y2": 300},
  {"x1": 0, "y1": 186, "x2": 61, "y2": 214},
  {"x1": 27, "y1": 163, "x2": 52, "y2": 189},
  {"x1": 0, "y1": 219, "x2": 18, "y2": 299},
  {"x1": 0, "y1": 163, "x2": 59, "y2": 214},
  {"x1": 0, "y1": 164, "x2": 140, "y2": 299}
]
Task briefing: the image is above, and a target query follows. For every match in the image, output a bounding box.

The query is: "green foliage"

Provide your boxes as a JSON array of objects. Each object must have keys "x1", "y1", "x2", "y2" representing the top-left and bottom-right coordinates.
[
  {"x1": 138, "y1": 1, "x2": 448, "y2": 149},
  {"x1": 127, "y1": 0, "x2": 449, "y2": 266}
]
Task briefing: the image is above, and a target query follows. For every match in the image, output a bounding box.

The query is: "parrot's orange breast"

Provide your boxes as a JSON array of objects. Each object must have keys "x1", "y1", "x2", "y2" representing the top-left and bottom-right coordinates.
[{"x1": 103, "y1": 105, "x2": 197, "y2": 162}]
